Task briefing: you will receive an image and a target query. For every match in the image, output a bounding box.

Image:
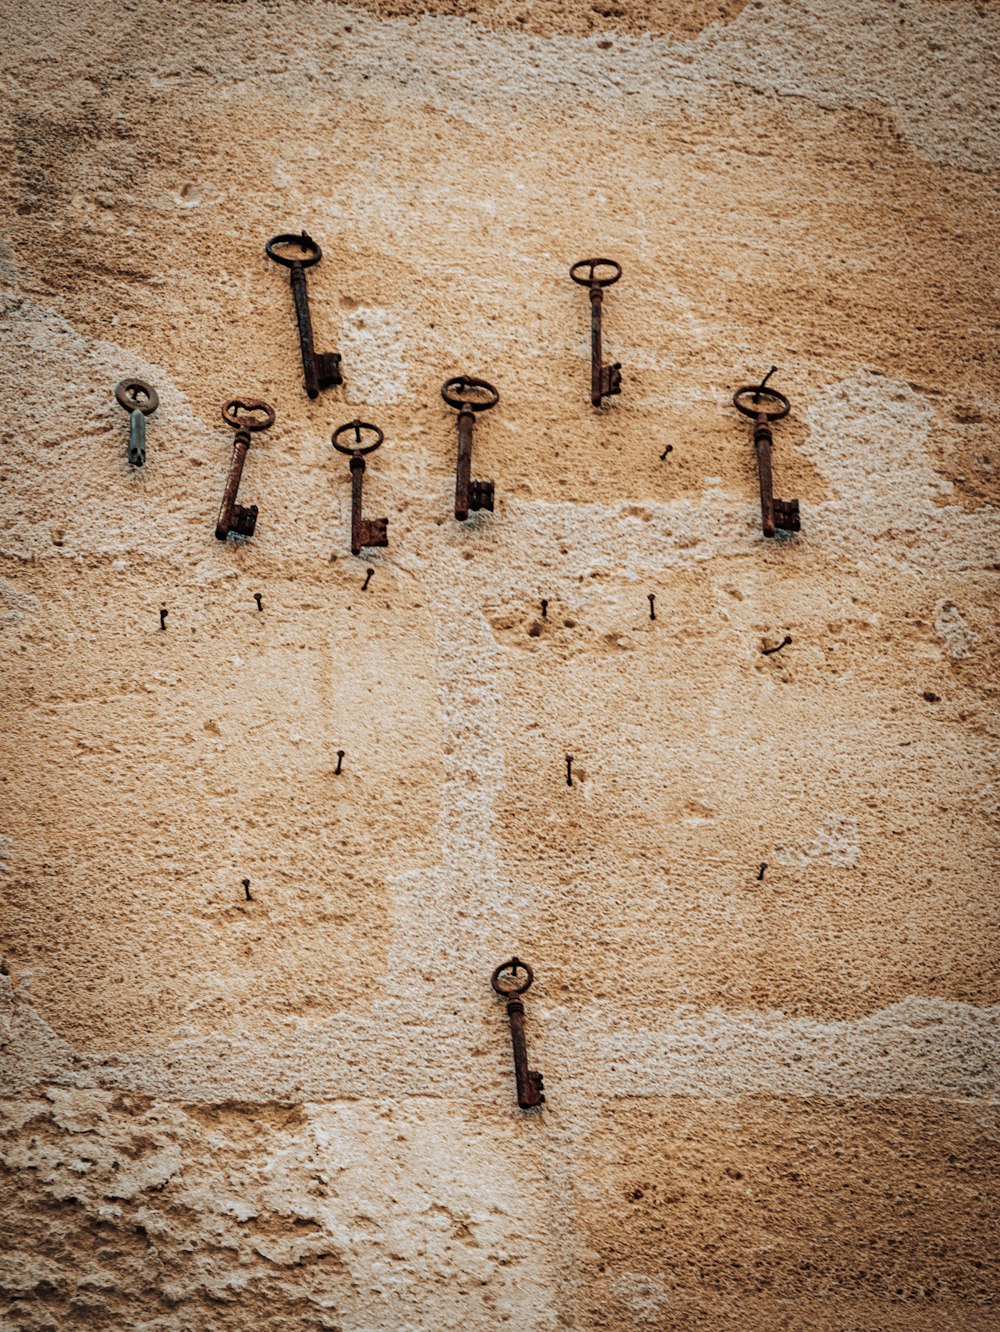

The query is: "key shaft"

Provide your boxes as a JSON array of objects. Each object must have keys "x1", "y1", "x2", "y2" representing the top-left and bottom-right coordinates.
[
  {"x1": 217, "y1": 429, "x2": 255, "y2": 539},
  {"x1": 505, "y1": 997, "x2": 545, "y2": 1109},
  {"x1": 754, "y1": 415, "x2": 778, "y2": 538},
  {"x1": 349, "y1": 456, "x2": 388, "y2": 555},
  {"x1": 128, "y1": 409, "x2": 146, "y2": 467},
  {"x1": 350, "y1": 456, "x2": 365, "y2": 554},
  {"x1": 289, "y1": 263, "x2": 322, "y2": 399},
  {"x1": 590, "y1": 285, "x2": 605, "y2": 408},
  {"x1": 455, "y1": 407, "x2": 475, "y2": 520}
]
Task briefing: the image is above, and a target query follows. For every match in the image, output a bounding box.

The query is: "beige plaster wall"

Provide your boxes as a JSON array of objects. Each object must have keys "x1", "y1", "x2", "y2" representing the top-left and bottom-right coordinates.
[{"x1": 0, "y1": 0, "x2": 998, "y2": 1327}]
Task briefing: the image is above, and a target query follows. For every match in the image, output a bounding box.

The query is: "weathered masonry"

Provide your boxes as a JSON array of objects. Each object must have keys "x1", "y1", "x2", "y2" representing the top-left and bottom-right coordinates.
[{"x1": 1, "y1": 1, "x2": 998, "y2": 1328}]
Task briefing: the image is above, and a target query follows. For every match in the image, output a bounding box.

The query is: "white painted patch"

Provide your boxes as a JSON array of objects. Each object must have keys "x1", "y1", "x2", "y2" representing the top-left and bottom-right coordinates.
[
  {"x1": 935, "y1": 600, "x2": 979, "y2": 660},
  {"x1": 0, "y1": 580, "x2": 38, "y2": 629},
  {"x1": 236, "y1": 3, "x2": 999, "y2": 171},
  {"x1": 338, "y1": 307, "x2": 408, "y2": 405},
  {"x1": 610, "y1": 1271, "x2": 670, "y2": 1323},
  {"x1": 170, "y1": 182, "x2": 221, "y2": 209},
  {"x1": 297, "y1": 1102, "x2": 558, "y2": 1327},
  {"x1": 774, "y1": 814, "x2": 860, "y2": 868},
  {"x1": 803, "y1": 373, "x2": 951, "y2": 515},
  {"x1": 798, "y1": 372, "x2": 999, "y2": 572}
]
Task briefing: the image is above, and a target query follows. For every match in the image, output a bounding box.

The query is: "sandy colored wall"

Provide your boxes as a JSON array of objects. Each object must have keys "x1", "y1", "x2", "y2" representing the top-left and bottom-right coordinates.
[{"x1": 1, "y1": 0, "x2": 998, "y2": 1327}]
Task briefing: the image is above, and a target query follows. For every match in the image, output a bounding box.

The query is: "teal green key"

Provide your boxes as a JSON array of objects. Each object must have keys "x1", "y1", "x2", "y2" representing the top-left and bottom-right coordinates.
[{"x1": 115, "y1": 379, "x2": 159, "y2": 466}]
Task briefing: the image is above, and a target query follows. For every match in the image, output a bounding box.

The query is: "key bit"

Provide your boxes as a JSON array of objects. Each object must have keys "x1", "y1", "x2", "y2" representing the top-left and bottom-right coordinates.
[
  {"x1": 216, "y1": 397, "x2": 274, "y2": 541},
  {"x1": 115, "y1": 378, "x2": 159, "y2": 467},
  {"x1": 332, "y1": 419, "x2": 389, "y2": 557},
  {"x1": 266, "y1": 231, "x2": 344, "y2": 399},
  {"x1": 491, "y1": 957, "x2": 545, "y2": 1110},
  {"x1": 570, "y1": 258, "x2": 623, "y2": 408},
  {"x1": 441, "y1": 376, "x2": 499, "y2": 521},
  {"x1": 733, "y1": 372, "x2": 800, "y2": 537}
]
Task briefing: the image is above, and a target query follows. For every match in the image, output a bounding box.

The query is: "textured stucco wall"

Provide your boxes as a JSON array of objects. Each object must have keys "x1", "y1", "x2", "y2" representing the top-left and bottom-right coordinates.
[{"x1": 1, "y1": 0, "x2": 998, "y2": 1327}]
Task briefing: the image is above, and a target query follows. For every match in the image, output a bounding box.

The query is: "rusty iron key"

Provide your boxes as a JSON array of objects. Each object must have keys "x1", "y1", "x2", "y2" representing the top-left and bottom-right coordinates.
[
  {"x1": 332, "y1": 419, "x2": 389, "y2": 557},
  {"x1": 266, "y1": 231, "x2": 344, "y2": 399},
  {"x1": 441, "y1": 375, "x2": 499, "y2": 520},
  {"x1": 570, "y1": 258, "x2": 622, "y2": 407},
  {"x1": 115, "y1": 378, "x2": 158, "y2": 466},
  {"x1": 733, "y1": 371, "x2": 800, "y2": 537},
  {"x1": 491, "y1": 957, "x2": 545, "y2": 1109},
  {"x1": 216, "y1": 397, "x2": 274, "y2": 541}
]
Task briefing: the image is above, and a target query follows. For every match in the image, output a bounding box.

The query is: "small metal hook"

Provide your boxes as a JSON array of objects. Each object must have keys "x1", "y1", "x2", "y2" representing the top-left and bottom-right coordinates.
[
  {"x1": 763, "y1": 635, "x2": 792, "y2": 656},
  {"x1": 753, "y1": 365, "x2": 778, "y2": 404}
]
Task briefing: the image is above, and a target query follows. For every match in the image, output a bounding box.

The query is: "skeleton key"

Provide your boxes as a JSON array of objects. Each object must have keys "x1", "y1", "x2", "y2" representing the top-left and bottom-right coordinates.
[
  {"x1": 114, "y1": 378, "x2": 159, "y2": 466},
  {"x1": 441, "y1": 376, "x2": 499, "y2": 520},
  {"x1": 332, "y1": 420, "x2": 389, "y2": 557},
  {"x1": 733, "y1": 373, "x2": 800, "y2": 537},
  {"x1": 491, "y1": 957, "x2": 545, "y2": 1109},
  {"x1": 265, "y1": 231, "x2": 344, "y2": 399},
  {"x1": 216, "y1": 397, "x2": 274, "y2": 541},
  {"x1": 570, "y1": 258, "x2": 622, "y2": 407}
]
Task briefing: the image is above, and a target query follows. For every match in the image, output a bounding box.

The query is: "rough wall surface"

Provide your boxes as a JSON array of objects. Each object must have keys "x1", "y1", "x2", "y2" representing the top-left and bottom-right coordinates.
[{"x1": 0, "y1": 0, "x2": 998, "y2": 1327}]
